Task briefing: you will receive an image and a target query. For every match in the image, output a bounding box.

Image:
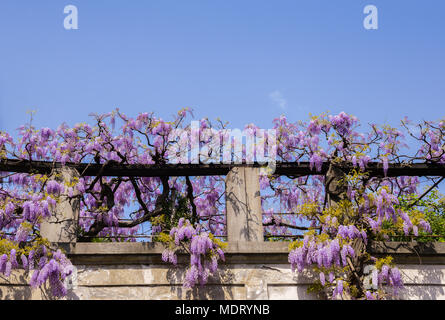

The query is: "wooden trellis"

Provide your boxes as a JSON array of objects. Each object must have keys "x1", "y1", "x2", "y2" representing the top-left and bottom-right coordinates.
[{"x1": 0, "y1": 158, "x2": 444, "y2": 244}]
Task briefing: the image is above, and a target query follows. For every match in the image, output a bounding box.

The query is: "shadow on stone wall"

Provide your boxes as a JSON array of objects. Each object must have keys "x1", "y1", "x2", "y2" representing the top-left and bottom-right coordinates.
[
  {"x1": 398, "y1": 266, "x2": 445, "y2": 300},
  {"x1": 166, "y1": 266, "x2": 240, "y2": 299},
  {"x1": 371, "y1": 242, "x2": 445, "y2": 300},
  {"x1": 0, "y1": 273, "x2": 33, "y2": 300},
  {"x1": 0, "y1": 272, "x2": 81, "y2": 300},
  {"x1": 0, "y1": 286, "x2": 33, "y2": 300}
]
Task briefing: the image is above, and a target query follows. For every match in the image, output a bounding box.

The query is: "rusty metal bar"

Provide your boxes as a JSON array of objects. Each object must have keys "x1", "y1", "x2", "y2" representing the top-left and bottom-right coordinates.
[{"x1": 1, "y1": 158, "x2": 444, "y2": 177}]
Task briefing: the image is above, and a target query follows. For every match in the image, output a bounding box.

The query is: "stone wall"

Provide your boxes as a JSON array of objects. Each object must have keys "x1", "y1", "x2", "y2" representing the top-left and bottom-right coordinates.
[{"x1": 1, "y1": 241, "x2": 445, "y2": 300}]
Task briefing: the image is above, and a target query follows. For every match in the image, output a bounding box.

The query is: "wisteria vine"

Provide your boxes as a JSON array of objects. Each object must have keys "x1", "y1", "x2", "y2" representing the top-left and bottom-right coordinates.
[{"x1": 0, "y1": 109, "x2": 444, "y2": 299}]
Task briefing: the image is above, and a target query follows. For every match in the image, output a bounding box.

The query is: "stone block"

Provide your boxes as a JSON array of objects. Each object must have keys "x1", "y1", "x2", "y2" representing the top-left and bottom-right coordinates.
[{"x1": 225, "y1": 167, "x2": 263, "y2": 242}]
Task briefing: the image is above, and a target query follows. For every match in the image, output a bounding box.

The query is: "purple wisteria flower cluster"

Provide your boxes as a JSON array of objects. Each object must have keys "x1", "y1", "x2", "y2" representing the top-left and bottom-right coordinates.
[
  {"x1": 0, "y1": 245, "x2": 73, "y2": 297},
  {"x1": 162, "y1": 218, "x2": 226, "y2": 288}
]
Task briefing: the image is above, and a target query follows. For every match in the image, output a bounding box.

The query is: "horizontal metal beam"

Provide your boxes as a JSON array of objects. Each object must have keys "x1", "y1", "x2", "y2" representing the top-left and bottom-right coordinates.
[{"x1": 0, "y1": 158, "x2": 444, "y2": 177}]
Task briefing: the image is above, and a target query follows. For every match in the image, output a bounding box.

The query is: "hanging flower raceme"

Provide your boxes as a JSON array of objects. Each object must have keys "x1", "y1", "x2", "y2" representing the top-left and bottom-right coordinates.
[
  {"x1": 46, "y1": 180, "x2": 63, "y2": 196},
  {"x1": 29, "y1": 248, "x2": 74, "y2": 297},
  {"x1": 161, "y1": 218, "x2": 226, "y2": 288}
]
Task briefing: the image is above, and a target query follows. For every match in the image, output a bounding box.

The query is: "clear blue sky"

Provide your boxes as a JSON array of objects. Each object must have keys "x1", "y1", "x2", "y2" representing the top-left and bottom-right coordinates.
[{"x1": 0, "y1": 0, "x2": 444, "y2": 133}]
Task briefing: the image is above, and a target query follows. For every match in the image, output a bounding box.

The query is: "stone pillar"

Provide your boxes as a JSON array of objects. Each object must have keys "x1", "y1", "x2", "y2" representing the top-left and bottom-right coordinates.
[
  {"x1": 40, "y1": 167, "x2": 80, "y2": 244},
  {"x1": 225, "y1": 167, "x2": 263, "y2": 242}
]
